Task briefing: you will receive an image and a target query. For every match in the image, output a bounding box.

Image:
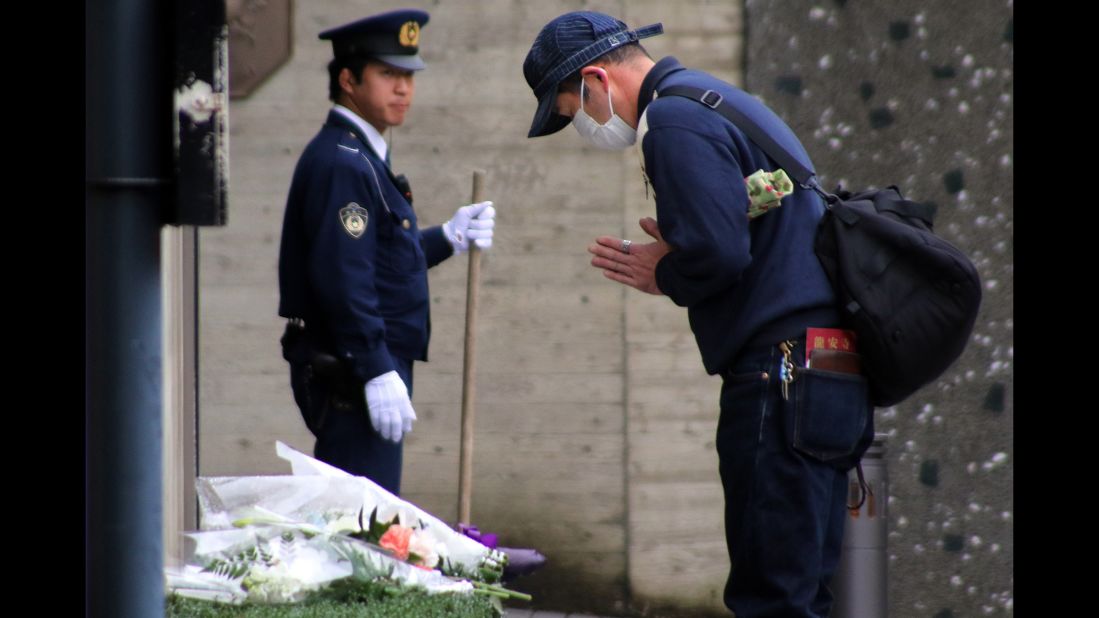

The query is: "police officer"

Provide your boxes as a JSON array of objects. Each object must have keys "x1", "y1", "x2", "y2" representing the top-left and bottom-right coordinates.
[
  {"x1": 278, "y1": 9, "x2": 496, "y2": 495},
  {"x1": 523, "y1": 11, "x2": 872, "y2": 618}
]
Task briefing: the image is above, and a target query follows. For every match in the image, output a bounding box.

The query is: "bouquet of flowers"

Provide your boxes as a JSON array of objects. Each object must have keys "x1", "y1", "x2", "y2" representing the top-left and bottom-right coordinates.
[{"x1": 165, "y1": 442, "x2": 527, "y2": 609}]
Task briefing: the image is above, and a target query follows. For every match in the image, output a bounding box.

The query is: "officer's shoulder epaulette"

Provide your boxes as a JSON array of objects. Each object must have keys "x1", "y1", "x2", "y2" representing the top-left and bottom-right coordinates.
[{"x1": 331, "y1": 135, "x2": 376, "y2": 168}]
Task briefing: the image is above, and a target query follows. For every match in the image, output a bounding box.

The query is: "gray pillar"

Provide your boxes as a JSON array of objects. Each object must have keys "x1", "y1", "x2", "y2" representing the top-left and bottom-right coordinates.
[
  {"x1": 832, "y1": 434, "x2": 889, "y2": 618},
  {"x1": 85, "y1": 0, "x2": 172, "y2": 615}
]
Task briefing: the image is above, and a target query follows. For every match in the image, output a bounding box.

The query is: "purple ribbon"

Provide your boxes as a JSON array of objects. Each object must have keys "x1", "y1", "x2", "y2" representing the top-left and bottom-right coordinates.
[{"x1": 458, "y1": 524, "x2": 498, "y2": 549}]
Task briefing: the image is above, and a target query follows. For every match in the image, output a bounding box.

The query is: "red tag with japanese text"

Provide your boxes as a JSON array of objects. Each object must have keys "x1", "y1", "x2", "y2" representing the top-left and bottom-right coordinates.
[{"x1": 805, "y1": 328, "x2": 857, "y2": 364}]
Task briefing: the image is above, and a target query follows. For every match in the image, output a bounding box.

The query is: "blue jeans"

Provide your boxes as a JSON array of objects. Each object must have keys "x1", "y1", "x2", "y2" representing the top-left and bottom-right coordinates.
[{"x1": 717, "y1": 337, "x2": 873, "y2": 617}]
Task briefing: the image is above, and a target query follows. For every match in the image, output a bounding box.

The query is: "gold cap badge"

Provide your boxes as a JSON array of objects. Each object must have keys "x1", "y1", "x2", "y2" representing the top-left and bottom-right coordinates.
[{"x1": 399, "y1": 21, "x2": 420, "y2": 47}]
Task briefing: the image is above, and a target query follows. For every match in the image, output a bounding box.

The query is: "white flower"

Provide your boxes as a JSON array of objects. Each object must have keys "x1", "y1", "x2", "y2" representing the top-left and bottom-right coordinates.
[
  {"x1": 408, "y1": 530, "x2": 442, "y2": 569},
  {"x1": 236, "y1": 533, "x2": 352, "y2": 603}
]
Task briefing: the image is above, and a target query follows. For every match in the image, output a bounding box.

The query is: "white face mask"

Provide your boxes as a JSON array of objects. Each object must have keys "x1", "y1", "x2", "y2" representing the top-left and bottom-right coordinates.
[{"x1": 572, "y1": 74, "x2": 637, "y2": 150}]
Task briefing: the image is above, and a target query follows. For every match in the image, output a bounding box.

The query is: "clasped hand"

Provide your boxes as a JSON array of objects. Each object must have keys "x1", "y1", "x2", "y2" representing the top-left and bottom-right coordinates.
[{"x1": 588, "y1": 217, "x2": 670, "y2": 295}]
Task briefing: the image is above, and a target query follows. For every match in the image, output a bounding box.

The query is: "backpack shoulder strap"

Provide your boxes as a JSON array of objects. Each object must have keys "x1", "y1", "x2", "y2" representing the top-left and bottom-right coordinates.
[{"x1": 657, "y1": 85, "x2": 828, "y2": 199}]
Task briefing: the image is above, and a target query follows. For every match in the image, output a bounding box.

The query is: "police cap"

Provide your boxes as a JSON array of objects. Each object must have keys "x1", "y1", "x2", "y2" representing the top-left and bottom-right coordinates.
[{"x1": 319, "y1": 9, "x2": 430, "y2": 72}]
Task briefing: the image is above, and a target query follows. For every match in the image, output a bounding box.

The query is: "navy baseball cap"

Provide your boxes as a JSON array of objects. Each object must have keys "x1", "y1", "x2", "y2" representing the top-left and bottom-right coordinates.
[
  {"x1": 319, "y1": 9, "x2": 430, "y2": 71},
  {"x1": 523, "y1": 11, "x2": 663, "y2": 138}
]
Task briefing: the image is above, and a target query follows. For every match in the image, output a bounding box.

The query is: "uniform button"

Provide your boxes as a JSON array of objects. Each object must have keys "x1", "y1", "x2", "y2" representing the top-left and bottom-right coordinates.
[
  {"x1": 761, "y1": 372, "x2": 770, "y2": 380},
  {"x1": 402, "y1": 219, "x2": 411, "y2": 229},
  {"x1": 349, "y1": 132, "x2": 355, "y2": 138}
]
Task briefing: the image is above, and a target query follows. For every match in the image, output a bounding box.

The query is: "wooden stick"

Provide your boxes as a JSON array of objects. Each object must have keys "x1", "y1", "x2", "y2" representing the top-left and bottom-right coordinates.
[{"x1": 458, "y1": 170, "x2": 486, "y2": 526}]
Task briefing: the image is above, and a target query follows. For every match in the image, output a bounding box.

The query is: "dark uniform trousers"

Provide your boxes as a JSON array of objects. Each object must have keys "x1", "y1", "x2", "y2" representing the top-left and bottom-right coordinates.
[
  {"x1": 287, "y1": 346, "x2": 413, "y2": 495},
  {"x1": 717, "y1": 336, "x2": 873, "y2": 618}
]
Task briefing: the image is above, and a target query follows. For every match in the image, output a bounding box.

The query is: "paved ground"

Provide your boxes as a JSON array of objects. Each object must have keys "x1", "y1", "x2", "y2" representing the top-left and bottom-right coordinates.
[{"x1": 503, "y1": 607, "x2": 619, "y2": 611}]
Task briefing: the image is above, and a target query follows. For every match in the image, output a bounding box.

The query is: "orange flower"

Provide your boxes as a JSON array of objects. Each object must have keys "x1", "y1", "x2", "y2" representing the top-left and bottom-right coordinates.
[{"x1": 378, "y1": 525, "x2": 414, "y2": 560}]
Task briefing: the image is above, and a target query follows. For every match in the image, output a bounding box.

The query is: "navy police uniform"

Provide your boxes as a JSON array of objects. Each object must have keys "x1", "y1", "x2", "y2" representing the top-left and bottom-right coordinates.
[
  {"x1": 524, "y1": 13, "x2": 873, "y2": 618},
  {"x1": 278, "y1": 10, "x2": 451, "y2": 494}
]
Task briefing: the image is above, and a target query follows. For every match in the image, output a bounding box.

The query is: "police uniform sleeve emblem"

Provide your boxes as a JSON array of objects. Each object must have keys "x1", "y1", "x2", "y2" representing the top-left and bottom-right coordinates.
[{"x1": 339, "y1": 202, "x2": 370, "y2": 239}]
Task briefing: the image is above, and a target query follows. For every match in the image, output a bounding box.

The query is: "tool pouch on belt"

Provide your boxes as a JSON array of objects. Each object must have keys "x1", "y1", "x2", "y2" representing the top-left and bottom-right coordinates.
[
  {"x1": 775, "y1": 338, "x2": 874, "y2": 474},
  {"x1": 788, "y1": 366, "x2": 874, "y2": 472},
  {"x1": 280, "y1": 321, "x2": 362, "y2": 434}
]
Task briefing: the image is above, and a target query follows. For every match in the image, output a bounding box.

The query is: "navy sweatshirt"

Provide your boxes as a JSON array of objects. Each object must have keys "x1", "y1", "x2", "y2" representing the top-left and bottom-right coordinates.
[{"x1": 638, "y1": 57, "x2": 839, "y2": 374}]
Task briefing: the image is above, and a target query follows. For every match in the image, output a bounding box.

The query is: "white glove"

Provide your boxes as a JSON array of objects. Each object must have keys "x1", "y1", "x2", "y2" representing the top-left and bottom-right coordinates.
[
  {"x1": 443, "y1": 201, "x2": 495, "y2": 254},
  {"x1": 364, "y1": 370, "x2": 417, "y2": 443}
]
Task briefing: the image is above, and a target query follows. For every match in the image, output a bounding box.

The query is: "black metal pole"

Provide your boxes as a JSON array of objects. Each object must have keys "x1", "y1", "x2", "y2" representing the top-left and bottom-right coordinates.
[{"x1": 86, "y1": 0, "x2": 172, "y2": 615}]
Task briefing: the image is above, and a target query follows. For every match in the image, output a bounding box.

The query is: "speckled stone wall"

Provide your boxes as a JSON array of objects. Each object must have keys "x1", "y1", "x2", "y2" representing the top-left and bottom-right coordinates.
[{"x1": 743, "y1": 1, "x2": 1013, "y2": 616}]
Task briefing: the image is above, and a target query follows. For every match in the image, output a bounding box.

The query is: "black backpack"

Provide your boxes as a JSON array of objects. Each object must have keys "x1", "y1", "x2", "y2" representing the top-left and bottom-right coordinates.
[{"x1": 660, "y1": 86, "x2": 982, "y2": 407}]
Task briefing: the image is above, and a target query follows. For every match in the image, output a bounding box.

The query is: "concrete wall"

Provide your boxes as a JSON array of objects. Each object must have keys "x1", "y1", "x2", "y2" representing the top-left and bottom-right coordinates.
[
  {"x1": 200, "y1": 0, "x2": 1011, "y2": 616},
  {"x1": 202, "y1": 1, "x2": 737, "y2": 614},
  {"x1": 742, "y1": 1, "x2": 1014, "y2": 617}
]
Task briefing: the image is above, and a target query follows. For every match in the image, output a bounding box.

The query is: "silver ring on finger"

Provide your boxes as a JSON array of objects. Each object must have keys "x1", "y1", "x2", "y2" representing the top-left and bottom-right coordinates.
[{"x1": 621, "y1": 239, "x2": 632, "y2": 254}]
